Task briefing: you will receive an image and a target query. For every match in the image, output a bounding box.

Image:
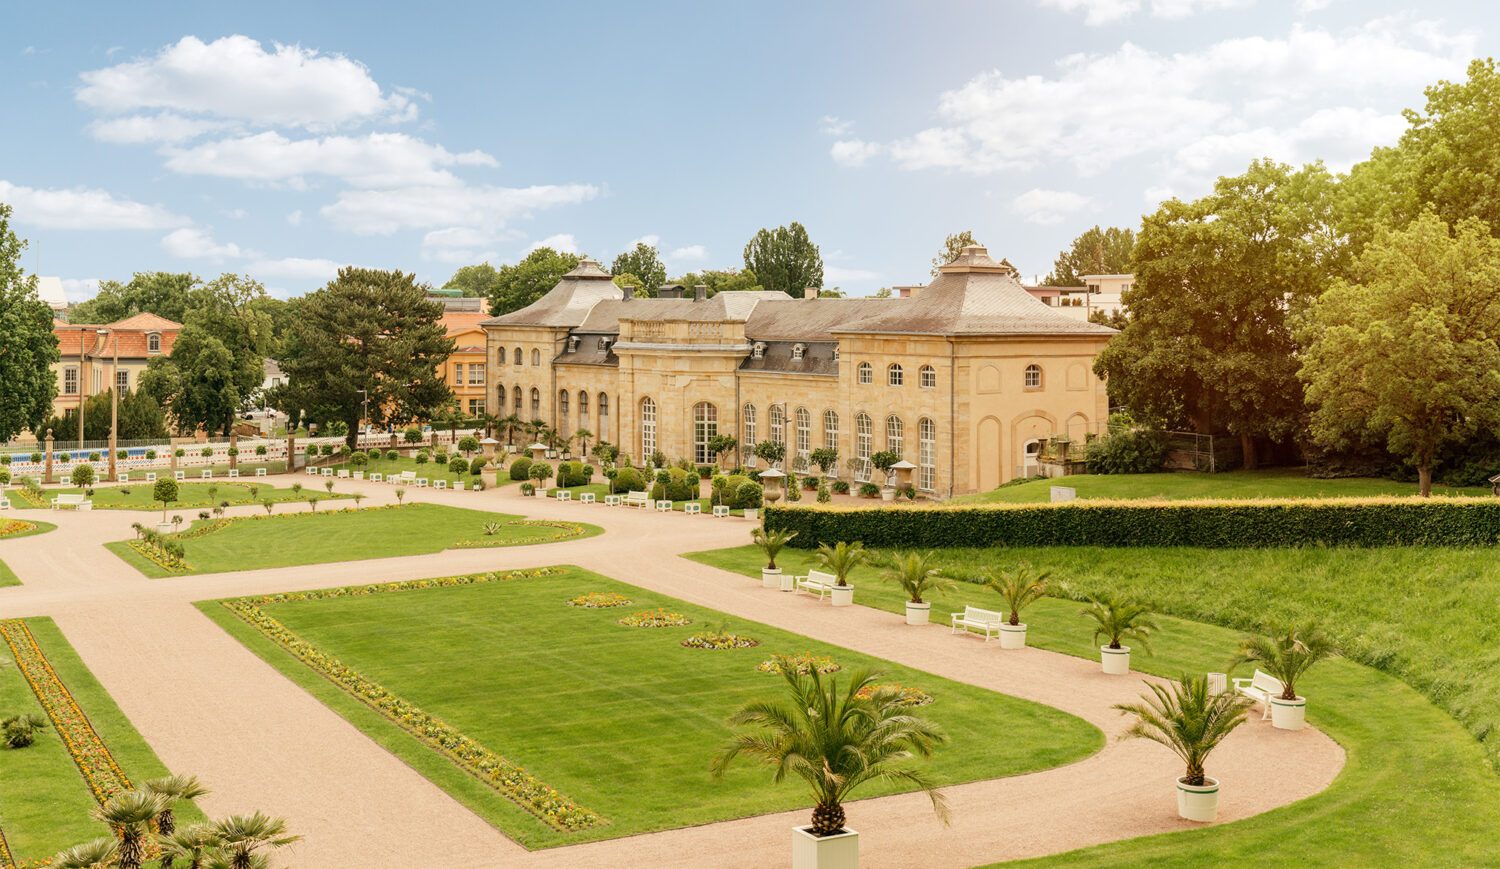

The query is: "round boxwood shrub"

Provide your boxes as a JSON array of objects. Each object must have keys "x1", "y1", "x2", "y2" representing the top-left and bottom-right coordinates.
[
  {"x1": 403, "y1": 427, "x2": 423, "y2": 444},
  {"x1": 470, "y1": 457, "x2": 487, "y2": 476},
  {"x1": 58, "y1": 452, "x2": 71, "y2": 463},
  {"x1": 227, "y1": 447, "x2": 239, "y2": 457},
  {"x1": 319, "y1": 444, "x2": 334, "y2": 457},
  {"x1": 611, "y1": 466, "x2": 645, "y2": 494},
  {"x1": 255, "y1": 444, "x2": 268, "y2": 456},
  {"x1": 349, "y1": 451, "x2": 369, "y2": 468},
  {"x1": 509, "y1": 456, "x2": 533, "y2": 481},
  {"x1": 70, "y1": 464, "x2": 96, "y2": 487},
  {"x1": 0, "y1": 469, "x2": 10, "y2": 486},
  {"x1": 0, "y1": 455, "x2": 9, "y2": 465},
  {"x1": 448, "y1": 456, "x2": 469, "y2": 474},
  {"x1": 734, "y1": 481, "x2": 763, "y2": 509},
  {"x1": 200, "y1": 447, "x2": 213, "y2": 458},
  {"x1": 415, "y1": 452, "x2": 430, "y2": 465},
  {"x1": 434, "y1": 451, "x2": 450, "y2": 465},
  {"x1": 30, "y1": 452, "x2": 43, "y2": 463},
  {"x1": 174, "y1": 448, "x2": 186, "y2": 458},
  {"x1": 385, "y1": 449, "x2": 398, "y2": 460}
]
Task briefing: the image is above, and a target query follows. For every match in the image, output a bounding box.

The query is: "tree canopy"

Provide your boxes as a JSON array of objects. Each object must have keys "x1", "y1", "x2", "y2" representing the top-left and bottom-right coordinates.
[
  {"x1": 743, "y1": 222, "x2": 823, "y2": 297},
  {"x1": 0, "y1": 202, "x2": 59, "y2": 441},
  {"x1": 1044, "y1": 226, "x2": 1137, "y2": 286},
  {"x1": 444, "y1": 263, "x2": 501, "y2": 298},
  {"x1": 68, "y1": 272, "x2": 198, "y2": 324},
  {"x1": 930, "y1": 231, "x2": 977, "y2": 276},
  {"x1": 611, "y1": 243, "x2": 667, "y2": 295},
  {"x1": 668, "y1": 268, "x2": 762, "y2": 297},
  {"x1": 484, "y1": 247, "x2": 581, "y2": 316}
]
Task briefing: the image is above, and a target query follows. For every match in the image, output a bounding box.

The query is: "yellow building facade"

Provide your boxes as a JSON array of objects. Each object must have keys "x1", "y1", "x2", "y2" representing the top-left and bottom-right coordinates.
[{"x1": 482, "y1": 246, "x2": 1113, "y2": 498}]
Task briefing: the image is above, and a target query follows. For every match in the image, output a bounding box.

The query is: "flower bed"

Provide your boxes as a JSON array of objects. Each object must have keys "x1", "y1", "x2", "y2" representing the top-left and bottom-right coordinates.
[
  {"x1": 855, "y1": 682, "x2": 934, "y2": 707},
  {"x1": 0, "y1": 520, "x2": 36, "y2": 538},
  {"x1": 451, "y1": 519, "x2": 589, "y2": 548},
  {"x1": 756, "y1": 652, "x2": 841, "y2": 675},
  {"x1": 567, "y1": 592, "x2": 632, "y2": 608},
  {"x1": 219, "y1": 568, "x2": 603, "y2": 833},
  {"x1": 681, "y1": 629, "x2": 759, "y2": 650},
  {"x1": 617, "y1": 608, "x2": 691, "y2": 628}
]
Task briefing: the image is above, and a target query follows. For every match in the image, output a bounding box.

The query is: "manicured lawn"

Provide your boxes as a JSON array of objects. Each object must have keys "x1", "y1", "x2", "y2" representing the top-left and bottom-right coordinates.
[
  {"x1": 689, "y1": 544, "x2": 1500, "y2": 865},
  {"x1": 200, "y1": 567, "x2": 1102, "y2": 848},
  {"x1": 326, "y1": 453, "x2": 510, "y2": 487},
  {"x1": 23, "y1": 481, "x2": 350, "y2": 511},
  {"x1": 0, "y1": 618, "x2": 202, "y2": 861},
  {"x1": 106, "y1": 503, "x2": 600, "y2": 577},
  {"x1": 0, "y1": 559, "x2": 16, "y2": 587},
  {"x1": 954, "y1": 469, "x2": 1487, "y2": 504}
]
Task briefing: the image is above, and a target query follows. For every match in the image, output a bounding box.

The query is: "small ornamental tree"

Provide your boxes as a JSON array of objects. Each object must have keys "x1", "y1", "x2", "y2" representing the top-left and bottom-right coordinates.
[
  {"x1": 404, "y1": 427, "x2": 423, "y2": 444},
  {"x1": 457, "y1": 435, "x2": 480, "y2": 456},
  {"x1": 70, "y1": 464, "x2": 96, "y2": 488},
  {"x1": 753, "y1": 439, "x2": 786, "y2": 469},
  {"x1": 871, "y1": 450, "x2": 899, "y2": 483},
  {"x1": 154, "y1": 478, "x2": 179, "y2": 521},
  {"x1": 809, "y1": 446, "x2": 839, "y2": 476},
  {"x1": 528, "y1": 461, "x2": 553, "y2": 489}
]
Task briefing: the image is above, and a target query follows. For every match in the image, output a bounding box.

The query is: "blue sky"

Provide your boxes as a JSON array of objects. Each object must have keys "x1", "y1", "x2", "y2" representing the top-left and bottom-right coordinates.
[{"x1": 2, "y1": 0, "x2": 1494, "y2": 300}]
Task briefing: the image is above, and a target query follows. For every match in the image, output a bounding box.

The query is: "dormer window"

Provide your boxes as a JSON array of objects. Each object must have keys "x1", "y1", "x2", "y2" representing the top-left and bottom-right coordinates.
[
  {"x1": 752, "y1": 342, "x2": 766, "y2": 360},
  {"x1": 791, "y1": 343, "x2": 805, "y2": 360},
  {"x1": 833, "y1": 346, "x2": 840, "y2": 361},
  {"x1": 147, "y1": 333, "x2": 161, "y2": 353},
  {"x1": 568, "y1": 336, "x2": 580, "y2": 352}
]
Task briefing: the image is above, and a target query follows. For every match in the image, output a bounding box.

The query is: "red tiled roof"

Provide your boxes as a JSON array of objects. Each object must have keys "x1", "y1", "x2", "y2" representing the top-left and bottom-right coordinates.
[{"x1": 53, "y1": 316, "x2": 181, "y2": 360}]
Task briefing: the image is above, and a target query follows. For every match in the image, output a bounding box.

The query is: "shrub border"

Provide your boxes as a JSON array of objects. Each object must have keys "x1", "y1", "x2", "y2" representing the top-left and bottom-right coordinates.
[{"x1": 216, "y1": 568, "x2": 605, "y2": 833}]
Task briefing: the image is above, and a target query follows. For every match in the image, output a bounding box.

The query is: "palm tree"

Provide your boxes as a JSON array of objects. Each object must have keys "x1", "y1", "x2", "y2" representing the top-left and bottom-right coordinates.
[
  {"x1": 499, "y1": 414, "x2": 522, "y2": 447},
  {"x1": 573, "y1": 428, "x2": 595, "y2": 459},
  {"x1": 213, "y1": 813, "x2": 300, "y2": 869},
  {"x1": 987, "y1": 565, "x2": 1049, "y2": 626},
  {"x1": 1231, "y1": 623, "x2": 1338, "y2": 701},
  {"x1": 50, "y1": 837, "x2": 118, "y2": 869},
  {"x1": 94, "y1": 789, "x2": 169, "y2": 869},
  {"x1": 3, "y1": 712, "x2": 47, "y2": 748},
  {"x1": 1082, "y1": 595, "x2": 1159, "y2": 652},
  {"x1": 1115, "y1": 674, "x2": 1252, "y2": 786},
  {"x1": 395, "y1": 487, "x2": 407, "y2": 504},
  {"x1": 525, "y1": 419, "x2": 547, "y2": 445},
  {"x1": 751, "y1": 527, "x2": 798, "y2": 571},
  {"x1": 159, "y1": 823, "x2": 222, "y2": 869},
  {"x1": 881, "y1": 549, "x2": 952, "y2": 603},
  {"x1": 711, "y1": 665, "x2": 950, "y2": 836},
  {"x1": 146, "y1": 773, "x2": 210, "y2": 864},
  {"x1": 480, "y1": 411, "x2": 502, "y2": 440}
]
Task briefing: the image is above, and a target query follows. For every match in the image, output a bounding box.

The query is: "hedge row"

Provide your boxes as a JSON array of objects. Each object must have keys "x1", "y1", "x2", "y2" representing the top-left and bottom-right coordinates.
[{"x1": 763, "y1": 497, "x2": 1500, "y2": 549}]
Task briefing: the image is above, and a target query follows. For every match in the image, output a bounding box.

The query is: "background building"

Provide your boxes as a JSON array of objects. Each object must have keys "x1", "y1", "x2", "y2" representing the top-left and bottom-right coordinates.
[
  {"x1": 50, "y1": 313, "x2": 181, "y2": 420},
  {"x1": 442, "y1": 309, "x2": 490, "y2": 417}
]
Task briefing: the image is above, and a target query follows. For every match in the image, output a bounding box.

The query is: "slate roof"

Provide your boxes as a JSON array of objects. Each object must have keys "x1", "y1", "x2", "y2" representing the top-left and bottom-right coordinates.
[
  {"x1": 738, "y1": 341, "x2": 839, "y2": 376},
  {"x1": 743, "y1": 299, "x2": 890, "y2": 341},
  {"x1": 575, "y1": 291, "x2": 792, "y2": 333}
]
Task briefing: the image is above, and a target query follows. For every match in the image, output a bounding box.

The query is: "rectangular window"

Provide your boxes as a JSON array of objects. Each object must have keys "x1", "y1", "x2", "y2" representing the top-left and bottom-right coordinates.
[
  {"x1": 63, "y1": 366, "x2": 79, "y2": 395},
  {"x1": 116, "y1": 369, "x2": 129, "y2": 392},
  {"x1": 919, "y1": 418, "x2": 936, "y2": 491},
  {"x1": 469, "y1": 363, "x2": 485, "y2": 385},
  {"x1": 453, "y1": 363, "x2": 464, "y2": 385},
  {"x1": 469, "y1": 399, "x2": 485, "y2": 416}
]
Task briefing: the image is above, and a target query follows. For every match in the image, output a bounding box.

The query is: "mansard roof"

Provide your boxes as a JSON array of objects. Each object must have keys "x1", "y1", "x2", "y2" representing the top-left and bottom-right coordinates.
[{"x1": 480, "y1": 258, "x2": 626, "y2": 328}]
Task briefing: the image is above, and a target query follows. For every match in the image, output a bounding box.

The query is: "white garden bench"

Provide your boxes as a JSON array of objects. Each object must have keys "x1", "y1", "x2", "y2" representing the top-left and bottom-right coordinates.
[
  {"x1": 399, "y1": 472, "x2": 416, "y2": 484},
  {"x1": 337, "y1": 469, "x2": 350, "y2": 479},
  {"x1": 1233, "y1": 670, "x2": 1286, "y2": 720},
  {"x1": 623, "y1": 490, "x2": 650, "y2": 509},
  {"x1": 146, "y1": 472, "x2": 157, "y2": 483},
  {"x1": 579, "y1": 492, "x2": 595, "y2": 504},
  {"x1": 51, "y1": 493, "x2": 93, "y2": 511},
  {"x1": 712, "y1": 504, "x2": 730, "y2": 517},
  {"x1": 174, "y1": 471, "x2": 186, "y2": 481},
  {"x1": 950, "y1": 606, "x2": 1005, "y2": 641},
  {"x1": 435, "y1": 479, "x2": 447, "y2": 490},
  {"x1": 370, "y1": 473, "x2": 383, "y2": 482},
  {"x1": 256, "y1": 467, "x2": 267, "y2": 477},
  {"x1": 604, "y1": 494, "x2": 623, "y2": 506},
  {"x1": 201, "y1": 470, "x2": 212, "y2": 479},
  {"x1": 683, "y1": 502, "x2": 702, "y2": 515},
  {"x1": 555, "y1": 490, "x2": 571, "y2": 501},
  {"x1": 795, "y1": 569, "x2": 839, "y2": 601},
  {"x1": 228, "y1": 469, "x2": 238, "y2": 479},
  {"x1": 654, "y1": 499, "x2": 673, "y2": 513}
]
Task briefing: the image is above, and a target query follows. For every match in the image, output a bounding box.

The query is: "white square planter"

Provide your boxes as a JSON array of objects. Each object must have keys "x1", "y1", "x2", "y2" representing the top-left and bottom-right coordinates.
[{"x1": 792, "y1": 826, "x2": 858, "y2": 869}]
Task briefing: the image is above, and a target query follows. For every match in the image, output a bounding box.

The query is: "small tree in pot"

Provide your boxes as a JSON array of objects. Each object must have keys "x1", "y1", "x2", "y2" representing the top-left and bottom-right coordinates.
[
  {"x1": 528, "y1": 461, "x2": 554, "y2": 495},
  {"x1": 882, "y1": 550, "x2": 952, "y2": 624},
  {"x1": 815, "y1": 540, "x2": 871, "y2": 606},
  {"x1": 1082, "y1": 595, "x2": 1158, "y2": 675},
  {"x1": 1116, "y1": 674, "x2": 1252, "y2": 822},
  {"x1": 1230, "y1": 623, "x2": 1338, "y2": 731},
  {"x1": 986, "y1": 566, "x2": 1048, "y2": 649},
  {"x1": 753, "y1": 439, "x2": 787, "y2": 470},
  {"x1": 711, "y1": 664, "x2": 950, "y2": 869},
  {"x1": 809, "y1": 446, "x2": 839, "y2": 479},
  {"x1": 752, "y1": 527, "x2": 797, "y2": 588},
  {"x1": 870, "y1": 450, "x2": 900, "y2": 499}
]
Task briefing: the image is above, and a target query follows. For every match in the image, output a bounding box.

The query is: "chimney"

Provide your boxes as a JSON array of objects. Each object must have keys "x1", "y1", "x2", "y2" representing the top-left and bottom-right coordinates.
[
  {"x1": 621, "y1": 286, "x2": 633, "y2": 302},
  {"x1": 805, "y1": 287, "x2": 820, "y2": 300},
  {"x1": 693, "y1": 284, "x2": 708, "y2": 302},
  {"x1": 659, "y1": 285, "x2": 684, "y2": 299}
]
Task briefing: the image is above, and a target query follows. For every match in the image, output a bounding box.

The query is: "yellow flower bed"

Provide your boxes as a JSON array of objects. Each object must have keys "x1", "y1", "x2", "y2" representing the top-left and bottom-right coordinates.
[
  {"x1": 0, "y1": 520, "x2": 36, "y2": 538},
  {"x1": 855, "y1": 682, "x2": 934, "y2": 707},
  {"x1": 757, "y1": 652, "x2": 841, "y2": 676},
  {"x1": 567, "y1": 592, "x2": 632, "y2": 608},
  {"x1": 616, "y1": 608, "x2": 691, "y2": 628}
]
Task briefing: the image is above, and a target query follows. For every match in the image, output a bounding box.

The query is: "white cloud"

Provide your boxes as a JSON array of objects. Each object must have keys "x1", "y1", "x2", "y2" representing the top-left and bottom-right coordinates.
[
  {"x1": 1011, "y1": 188, "x2": 1095, "y2": 225},
  {"x1": 161, "y1": 131, "x2": 496, "y2": 188},
  {"x1": 322, "y1": 183, "x2": 599, "y2": 235},
  {"x1": 160, "y1": 227, "x2": 252, "y2": 260},
  {"x1": 830, "y1": 139, "x2": 882, "y2": 167},
  {"x1": 1297, "y1": 0, "x2": 1335, "y2": 10},
  {"x1": 420, "y1": 226, "x2": 501, "y2": 264},
  {"x1": 529, "y1": 233, "x2": 579, "y2": 254},
  {"x1": 624, "y1": 234, "x2": 661, "y2": 250},
  {"x1": 248, "y1": 256, "x2": 343, "y2": 281},
  {"x1": 820, "y1": 115, "x2": 853, "y2": 136},
  {"x1": 88, "y1": 113, "x2": 235, "y2": 144},
  {"x1": 667, "y1": 244, "x2": 708, "y2": 263},
  {"x1": 1041, "y1": 0, "x2": 1251, "y2": 24},
  {"x1": 286, "y1": 209, "x2": 303, "y2": 226},
  {"x1": 77, "y1": 35, "x2": 414, "y2": 130},
  {"x1": 825, "y1": 266, "x2": 881, "y2": 283},
  {"x1": 838, "y1": 17, "x2": 1473, "y2": 194},
  {"x1": 0, "y1": 179, "x2": 187, "y2": 230}
]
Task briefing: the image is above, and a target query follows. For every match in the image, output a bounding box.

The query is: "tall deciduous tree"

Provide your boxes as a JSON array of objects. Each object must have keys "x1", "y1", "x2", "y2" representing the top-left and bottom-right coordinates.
[
  {"x1": 0, "y1": 202, "x2": 59, "y2": 441},
  {"x1": 930, "y1": 231, "x2": 977, "y2": 276},
  {"x1": 484, "y1": 247, "x2": 581, "y2": 316},
  {"x1": 1095, "y1": 159, "x2": 1342, "y2": 467},
  {"x1": 743, "y1": 222, "x2": 823, "y2": 297},
  {"x1": 445, "y1": 263, "x2": 501, "y2": 298},
  {"x1": 171, "y1": 324, "x2": 241, "y2": 435},
  {"x1": 183, "y1": 273, "x2": 271, "y2": 410},
  {"x1": 668, "y1": 268, "x2": 762, "y2": 296},
  {"x1": 610, "y1": 243, "x2": 667, "y2": 295},
  {"x1": 1299, "y1": 213, "x2": 1500, "y2": 496},
  {"x1": 68, "y1": 272, "x2": 199, "y2": 324},
  {"x1": 277, "y1": 268, "x2": 454, "y2": 446},
  {"x1": 1044, "y1": 226, "x2": 1136, "y2": 286}
]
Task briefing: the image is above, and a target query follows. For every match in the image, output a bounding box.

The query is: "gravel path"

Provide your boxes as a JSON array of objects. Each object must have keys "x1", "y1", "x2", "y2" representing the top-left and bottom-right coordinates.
[{"x1": 0, "y1": 477, "x2": 1343, "y2": 867}]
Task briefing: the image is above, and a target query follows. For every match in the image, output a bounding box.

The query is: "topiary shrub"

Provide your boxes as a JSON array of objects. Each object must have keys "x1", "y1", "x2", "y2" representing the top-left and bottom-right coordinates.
[
  {"x1": 0, "y1": 469, "x2": 9, "y2": 486},
  {"x1": 611, "y1": 466, "x2": 645, "y2": 494},
  {"x1": 734, "y1": 481, "x2": 763, "y2": 509},
  {"x1": 70, "y1": 464, "x2": 96, "y2": 487},
  {"x1": 256, "y1": 444, "x2": 268, "y2": 456},
  {"x1": 435, "y1": 451, "x2": 450, "y2": 465},
  {"x1": 448, "y1": 456, "x2": 469, "y2": 474},
  {"x1": 349, "y1": 451, "x2": 369, "y2": 467},
  {"x1": 415, "y1": 452, "x2": 430, "y2": 465},
  {"x1": 319, "y1": 444, "x2": 334, "y2": 457},
  {"x1": 385, "y1": 449, "x2": 398, "y2": 460},
  {"x1": 470, "y1": 457, "x2": 487, "y2": 476},
  {"x1": 201, "y1": 447, "x2": 214, "y2": 458},
  {"x1": 404, "y1": 427, "x2": 423, "y2": 444},
  {"x1": 509, "y1": 456, "x2": 533, "y2": 481}
]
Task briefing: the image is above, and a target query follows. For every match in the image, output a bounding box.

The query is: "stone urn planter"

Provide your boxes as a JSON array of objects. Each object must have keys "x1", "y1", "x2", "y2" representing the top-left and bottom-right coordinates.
[
  {"x1": 1270, "y1": 695, "x2": 1307, "y2": 731},
  {"x1": 762, "y1": 567, "x2": 781, "y2": 589},
  {"x1": 792, "y1": 826, "x2": 858, "y2": 869},
  {"x1": 998, "y1": 622, "x2": 1028, "y2": 649},
  {"x1": 905, "y1": 601, "x2": 931, "y2": 625},
  {"x1": 830, "y1": 585, "x2": 854, "y2": 607},
  {"x1": 1100, "y1": 645, "x2": 1131, "y2": 675},
  {"x1": 1176, "y1": 776, "x2": 1220, "y2": 822}
]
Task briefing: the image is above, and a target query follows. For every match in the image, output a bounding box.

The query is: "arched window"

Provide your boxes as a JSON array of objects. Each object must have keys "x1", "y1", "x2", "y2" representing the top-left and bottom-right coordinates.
[
  {"x1": 558, "y1": 390, "x2": 570, "y2": 436},
  {"x1": 693, "y1": 402, "x2": 718, "y2": 464},
  {"x1": 823, "y1": 409, "x2": 839, "y2": 452},
  {"x1": 855, "y1": 412, "x2": 873, "y2": 481},
  {"x1": 531, "y1": 348, "x2": 541, "y2": 366},
  {"x1": 496, "y1": 383, "x2": 505, "y2": 413},
  {"x1": 919, "y1": 365, "x2": 936, "y2": 389},
  {"x1": 887, "y1": 363, "x2": 904, "y2": 386},
  {"x1": 640, "y1": 397, "x2": 657, "y2": 458},
  {"x1": 742, "y1": 404, "x2": 757, "y2": 462},
  {"x1": 795, "y1": 407, "x2": 811, "y2": 470},
  {"x1": 497, "y1": 347, "x2": 507, "y2": 366},
  {"x1": 1024, "y1": 364, "x2": 1042, "y2": 389},
  {"x1": 578, "y1": 391, "x2": 589, "y2": 431},
  {"x1": 512, "y1": 385, "x2": 523, "y2": 416},
  {"x1": 598, "y1": 393, "x2": 610, "y2": 441},
  {"x1": 530, "y1": 387, "x2": 540, "y2": 420},
  {"x1": 886, "y1": 414, "x2": 904, "y2": 457},
  {"x1": 857, "y1": 362, "x2": 873, "y2": 384},
  {"x1": 919, "y1": 418, "x2": 936, "y2": 491},
  {"x1": 147, "y1": 333, "x2": 161, "y2": 353},
  {"x1": 513, "y1": 347, "x2": 523, "y2": 366},
  {"x1": 769, "y1": 405, "x2": 785, "y2": 450}
]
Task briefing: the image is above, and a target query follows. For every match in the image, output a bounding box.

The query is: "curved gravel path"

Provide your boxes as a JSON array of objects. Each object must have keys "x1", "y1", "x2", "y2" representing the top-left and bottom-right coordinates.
[{"x1": 0, "y1": 477, "x2": 1344, "y2": 867}]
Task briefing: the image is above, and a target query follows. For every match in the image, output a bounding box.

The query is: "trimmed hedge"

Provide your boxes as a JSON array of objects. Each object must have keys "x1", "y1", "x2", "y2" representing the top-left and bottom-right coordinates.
[{"x1": 763, "y1": 497, "x2": 1500, "y2": 549}]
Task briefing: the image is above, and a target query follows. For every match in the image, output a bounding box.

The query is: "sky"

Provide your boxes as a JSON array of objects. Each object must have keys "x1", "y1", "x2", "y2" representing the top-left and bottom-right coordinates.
[{"x1": 1, "y1": 0, "x2": 1495, "y2": 301}]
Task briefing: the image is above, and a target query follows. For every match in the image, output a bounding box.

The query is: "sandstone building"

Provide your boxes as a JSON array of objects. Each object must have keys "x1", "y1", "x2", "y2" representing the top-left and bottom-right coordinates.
[{"x1": 482, "y1": 245, "x2": 1113, "y2": 497}]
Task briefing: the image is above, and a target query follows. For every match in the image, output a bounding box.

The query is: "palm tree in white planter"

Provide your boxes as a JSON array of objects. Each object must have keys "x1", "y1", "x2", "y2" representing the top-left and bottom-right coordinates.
[
  {"x1": 712, "y1": 662, "x2": 950, "y2": 869},
  {"x1": 1230, "y1": 623, "x2": 1338, "y2": 731},
  {"x1": 882, "y1": 550, "x2": 952, "y2": 625},
  {"x1": 1082, "y1": 595, "x2": 1158, "y2": 675},
  {"x1": 1115, "y1": 674, "x2": 1252, "y2": 822},
  {"x1": 753, "y1": 527, "x2": 798, "y2": 588},
  {"x1": 987, "y1": 565, "x2": 1048, "y2": 649},
  {"x1": 816, "y1": 540, "x2": 869, "y2": 607}
]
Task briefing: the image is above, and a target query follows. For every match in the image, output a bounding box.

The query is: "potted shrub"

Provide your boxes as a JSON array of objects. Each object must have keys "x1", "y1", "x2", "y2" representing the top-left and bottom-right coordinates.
[
  {"x1": 1115, "y1": 674, "x2": 1252, "y2": 822},
  {"x1": 986, "y1": 566, "x2": 1048, "y2": 649},
  {"x1": 753, "y1": 527, "x2": 797, "y2": 588},
  {"x1": 1082, "y1": 596, "x2": 1159, "y2": 675},
  {"x1": 1230, "y1": 623, "x2": 1338, "y2": 731},
  {"x1": 712, "y1": 663, "x2": 950, "y2": 869},
  {"x1": 857, "y1": 482, "x2": 880, "y2": 499},
  {"x1": 882, "y1": 550, "x2": 952, "y2": 624},
  {"x1": 528, "y1": 461, "x2": 553, "y2": 496},
  {"x1": 815, "y1": 541, "x2": 869, "y2": 607},
  {"x1": 870, "y1": 451, "x2": 899, "y2": 500}
]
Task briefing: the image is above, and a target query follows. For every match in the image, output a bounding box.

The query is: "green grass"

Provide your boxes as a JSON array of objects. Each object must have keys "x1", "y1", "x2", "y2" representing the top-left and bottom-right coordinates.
[
  {"x1": 200, "y1": 566, "x2": 1101, "y2": 848},
  {"x1": 326, "y1": 453, "x2": 511, "y2": 487},
  {"x1": 689, "y1": 544, "x2": 1500, "y2": 866},
  {"x1": 0, "y1": 618, "x2": 202, "y2": 860},
  {"x1": 24, "y1": 481, "x2": 350, "y2": 511},
  {"x1": 106, "y1": 503, "x2": 601, "y2": 577},
  {"x1": 0, "y1": 560, "x2": 17, "y2": 587},
  {"x1": 954, "y1": 469, "x2": 1488, "y2": 504}
]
